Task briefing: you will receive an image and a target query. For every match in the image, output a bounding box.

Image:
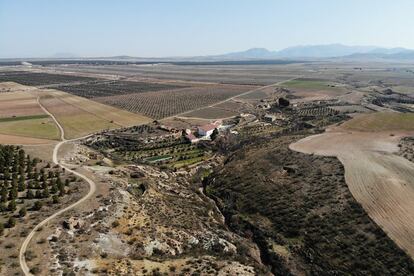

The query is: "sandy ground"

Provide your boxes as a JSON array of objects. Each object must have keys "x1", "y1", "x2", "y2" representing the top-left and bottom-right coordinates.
[{"x1": 290, "y1": 127, "x2": 414, "y2": 257}]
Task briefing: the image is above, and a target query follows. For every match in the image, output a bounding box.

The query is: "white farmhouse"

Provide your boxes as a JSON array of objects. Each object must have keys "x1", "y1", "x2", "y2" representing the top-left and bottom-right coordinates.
[{"x1": 197, "y1": 123, "x2": 217, "y2": 138}]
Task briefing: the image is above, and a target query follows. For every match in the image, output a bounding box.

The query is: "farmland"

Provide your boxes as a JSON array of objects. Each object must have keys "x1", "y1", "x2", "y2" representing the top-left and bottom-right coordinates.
[
  {"x1": 282, "y1": 78, "x2": 339, "y2": 90},
  {"x1": 181, "y1": 107, "x2": 239, "y2": 119},
  {"x1": 0, "y1": 61, "x2": 414, "y2": 274},
  {"x1": 86, "y1": 124, "x2": 211, "y2": 169},
  {"x1": 37, "y1": 89, "x2": 151, "y2": 139},
  {"x1": 291, "y1": 128, "x2": 414, "y2": 258},
  {"x1": 207, "y1": 133, "x2": 414, "y2": 275},
  {"x1": 0, "y1": 115, "x2": 59, "y2": 140},
  {"x1": 341, "y1": 112, "x2": 414, "y2": 132},
  {"x1": 46, "y1": 63, "x2": 300, "y2": 85},
  {"x1": 0, "y1": 90, "x2": 44, "y2": 118},
  {"x1": 95, "y1": 85, "x2": 257, "y2": 119},
  {"x1": 57, "y1": 80, "x2": 189, "y2": 98},
  {"x1": 0, "y1": 71, "x2": 97, "y2": 86}
]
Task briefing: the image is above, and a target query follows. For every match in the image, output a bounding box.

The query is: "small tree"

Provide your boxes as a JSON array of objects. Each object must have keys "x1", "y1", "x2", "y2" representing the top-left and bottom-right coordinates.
[
  {"x1": 210, "y1": 128, "x2": 219, "y2": 141},
  {"x1": 32, "y1": 201, "x2": 43, "y2": 211},
  {"x1": 5, "y1": 217, "x2": 15, "y2": 228},
  {"x1": 19, "y1": 206, "x2": 27, "y2": 217},
  {"x1": 0, "y1": 186, "x2": 7, "y2": 202},
  {"x1": 26, "y1": 189, "x2": 34, "y2": 199},
  {"x1": 52, "y1": 195, "x2": 59, "y2": 204},
  {"x1": 8, "y1": 199, "x2": 16, "y2": 211}
]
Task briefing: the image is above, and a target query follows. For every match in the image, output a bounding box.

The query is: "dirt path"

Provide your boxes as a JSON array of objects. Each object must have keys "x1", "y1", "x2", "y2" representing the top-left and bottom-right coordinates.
[
  {"x1": 290, "y1": 129, "x2": 414, "y2": 258},
  {"x1": 19, "y1": 98, "x2": 97, "y2": 276}
]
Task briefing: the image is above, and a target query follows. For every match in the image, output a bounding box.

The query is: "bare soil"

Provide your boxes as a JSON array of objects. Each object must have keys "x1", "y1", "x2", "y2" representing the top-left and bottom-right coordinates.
[{"x1": 290, "y1": 127, "x2": 414, "y2": 257}]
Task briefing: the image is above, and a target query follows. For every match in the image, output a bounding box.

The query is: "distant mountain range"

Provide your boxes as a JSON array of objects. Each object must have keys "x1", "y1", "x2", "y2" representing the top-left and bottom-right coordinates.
[
  {"x1": 211, "y1": 44, "x2": 414, "y2": 60},
  {"x1": 2, "y1": 44, "x2": 414, "y2": 62}
]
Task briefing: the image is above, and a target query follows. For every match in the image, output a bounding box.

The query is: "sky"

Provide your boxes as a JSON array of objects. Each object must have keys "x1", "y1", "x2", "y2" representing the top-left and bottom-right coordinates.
[{"x1": 1, "y1": 0, "x2": 414, "y2": 58}]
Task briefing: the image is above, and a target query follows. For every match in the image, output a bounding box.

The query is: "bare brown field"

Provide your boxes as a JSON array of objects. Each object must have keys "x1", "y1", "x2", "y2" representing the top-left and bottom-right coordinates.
[
  {"x1": 0, "y1": 133, "x2": 56, "y2": 145},
  {"x1": 214, "y1": 100, "x2": 246, "y2": 111},
  {"x1": 290, "y1": 127, "x2": 414, "y2": 257},
  {"x1": 0, "y1": 90, "x2": 44, "y2": 118},
  {"x1": 95, "y1": 85, "x2": 257, "y2": 119},
  {"x1": 180, "y1": 107, "x2": 238, "y2": 119}
]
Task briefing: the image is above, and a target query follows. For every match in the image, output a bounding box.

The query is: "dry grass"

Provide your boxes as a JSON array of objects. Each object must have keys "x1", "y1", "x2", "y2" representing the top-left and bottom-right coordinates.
[
  {"x1": 0, "y1": 116, "x2": 59, "y2": 140},
  {"x1": 342, "y1": 112, "x2": 414, "y2": 132}
]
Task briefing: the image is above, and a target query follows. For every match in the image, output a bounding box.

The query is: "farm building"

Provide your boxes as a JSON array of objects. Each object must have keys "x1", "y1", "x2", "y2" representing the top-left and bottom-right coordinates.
[
  {"x1": 185, "y1": 133, "x2": 199, "y2": 143},
  {"x1": 197, "y1": 121, "x2": 222, "y2": 138}
]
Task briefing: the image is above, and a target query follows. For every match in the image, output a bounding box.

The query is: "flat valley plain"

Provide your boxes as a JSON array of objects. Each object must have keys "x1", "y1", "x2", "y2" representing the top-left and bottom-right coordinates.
[{"x1": 0, "y1": 61, "x2": 413, "y2": 275}]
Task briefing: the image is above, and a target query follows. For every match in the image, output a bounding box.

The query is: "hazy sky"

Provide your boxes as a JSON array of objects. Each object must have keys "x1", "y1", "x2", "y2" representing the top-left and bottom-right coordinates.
[{"x1": 1, "y1": 0, "x2": 414, "y2": 58}]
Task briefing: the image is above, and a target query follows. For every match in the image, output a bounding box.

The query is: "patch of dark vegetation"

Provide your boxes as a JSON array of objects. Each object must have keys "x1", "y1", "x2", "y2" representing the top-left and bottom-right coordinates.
[
  {"x1": 0, "y1": 145, "x2": 76, "y2": 232},
  {"x1": 57, "y1": 81, "x2": 189, "y2": 99},
  {"x1": 398, "y1": 137, "x2": 414, "y2": 162},
  {"x1": 205, "y1": 134, "x2": 414, "y2": 275},
  {"x1": 0, "y1": 72, "x2": 96, "y2": 86}
]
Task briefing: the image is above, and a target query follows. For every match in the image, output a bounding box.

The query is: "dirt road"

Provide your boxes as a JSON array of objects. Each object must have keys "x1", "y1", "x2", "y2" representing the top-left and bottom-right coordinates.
[
  {"x1": 290, "y1": 129, "x2": 414, "y2": 258},
  {"x1": 169, "y1": 77, "x2": 299, "y2": 119},
  {"x1": 19, "y1": 98, "x2": 97, "y2": 275}
]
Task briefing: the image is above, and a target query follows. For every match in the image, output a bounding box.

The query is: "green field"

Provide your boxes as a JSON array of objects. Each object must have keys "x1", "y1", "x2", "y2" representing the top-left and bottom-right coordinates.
[
  {"x1": 282, "y1": 79, "x2": 338, "y2": 90},
  {"x1": 0, "y1": 114, "x2": 49, "y2": 123},
  {"x1": 0, "y1": 115, "x2": 59, "y2": 140},
  {"x1": 343, "y1": 112, "x2": 414, "y2": 132}
]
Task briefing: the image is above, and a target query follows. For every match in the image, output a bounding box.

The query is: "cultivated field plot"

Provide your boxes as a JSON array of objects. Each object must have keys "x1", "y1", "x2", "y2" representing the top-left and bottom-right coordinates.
[
  {"x1": 0, "y1": 90, "x2": 44, "y2": 118},
  {"x1": 281, "y1": 78, "x2": 350, "y2": 101},
  {"x1": 48, "y1": 64, "x2": 302, "y2": 85},
  {"x1": 214, "y1": 100, "x2": 247, "y2": 111},
  {"x1": 0, "y1": 71, "x2": 97, "y2": 86},
  {"x1": 38, "y1": 89, "x2": 151, "y2": 139},
  {"x1": 57, "y1": 80, "x2": 189, "y2": 98},
  {"x1": 181, "y1": 107, "x2": 238, "y2": 119},
  {"x1": 297, "y1": 107, "x2": 339, "y2": 117},
  {"x1": 95, "y1": 85, "x2": 257, "y2": 119},
  {"x1": 342, "y1": 112, "x2": 414, "y2": 132},
  {"x1": 330, "y1": 104, "x2": 372, "y2": 113},
  {"x1": 0, "y1": 115, "x2": 59, "y2": 140},
  {"x1": 0, "y1": 86, "x2": 60, "y2": 142}
]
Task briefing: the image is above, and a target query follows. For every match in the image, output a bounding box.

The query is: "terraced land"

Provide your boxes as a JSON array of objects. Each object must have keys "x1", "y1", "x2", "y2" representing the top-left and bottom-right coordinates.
[{"x1": 87, "y1": 125, "x2": 211, "y2": 169}]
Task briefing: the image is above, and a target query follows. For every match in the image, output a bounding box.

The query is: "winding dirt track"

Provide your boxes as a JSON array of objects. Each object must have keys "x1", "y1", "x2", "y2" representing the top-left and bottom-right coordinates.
[
  {"x1": 19, "y1": 98, "x2": 97, "y2": 275},
  {"x1": 290, "y1": 129, "x2": 414, "y2": 258}
]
